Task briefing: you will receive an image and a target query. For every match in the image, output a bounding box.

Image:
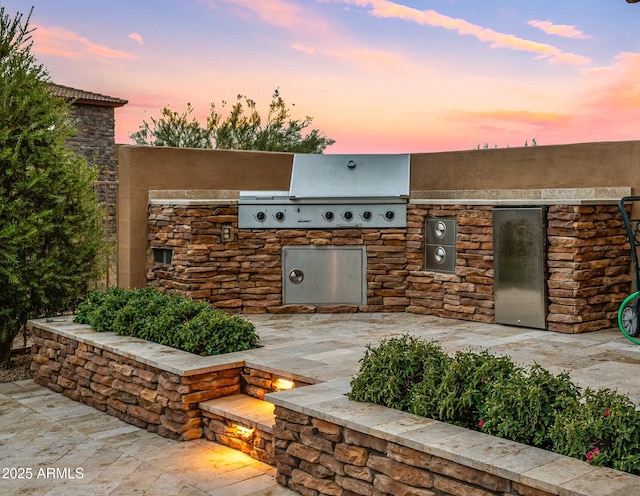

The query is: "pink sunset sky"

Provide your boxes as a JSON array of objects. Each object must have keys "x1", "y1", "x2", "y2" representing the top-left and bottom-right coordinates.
[{"x1": 6, "y1": 0, "x2": 640, "y2": 153}]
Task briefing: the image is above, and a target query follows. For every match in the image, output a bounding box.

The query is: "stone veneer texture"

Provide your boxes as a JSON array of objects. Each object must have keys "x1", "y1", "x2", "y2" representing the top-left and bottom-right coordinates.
[
  {"x1": 148, "y1": 202, "x2": 630, "y2": 333},
  {"x1": 30, "y1": 326, "x2": 242, "y2": 441},
  {"x1": 273, "y1": 406, "x2": 555, "y2": 496}
]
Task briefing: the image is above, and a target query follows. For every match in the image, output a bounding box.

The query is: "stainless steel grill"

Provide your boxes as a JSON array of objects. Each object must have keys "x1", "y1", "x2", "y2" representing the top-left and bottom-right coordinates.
[{"x1": 238, "y1": 153, "x2": 410, "y2": 229}]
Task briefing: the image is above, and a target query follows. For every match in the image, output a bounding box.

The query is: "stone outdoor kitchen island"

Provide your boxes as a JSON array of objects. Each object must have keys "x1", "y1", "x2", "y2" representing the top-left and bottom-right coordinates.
[{"x1": 147, "y1": 189, "x2": 631, "y2": 333}]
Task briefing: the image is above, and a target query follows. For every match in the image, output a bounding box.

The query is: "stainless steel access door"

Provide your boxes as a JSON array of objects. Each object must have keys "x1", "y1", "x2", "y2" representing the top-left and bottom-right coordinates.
[
  {"x1": 282, "y1": 246, "x2": 367, "y2": 305},
  {"x1": 493, "y1": 208, "x2": 547, "y2": 329}
]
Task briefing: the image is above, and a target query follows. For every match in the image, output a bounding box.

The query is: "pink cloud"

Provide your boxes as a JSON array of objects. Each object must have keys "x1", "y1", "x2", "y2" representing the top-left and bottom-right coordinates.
[
  {"x1": 202, "y1": 0, "x2": 329, "y2": 32},
  {"x1": 528, "y1": 20, "x2": 590, "y2": 40},
  {"x1": 32, "y1": 25, "x2": 138, "y2": 60},
  {"x1": 335, "y1": 0, "x2": 591, "y2": 65},
  {"x1": 447, "y1": 109, "x2": 572, "y2": 128},
  {"x1": 291, "y1": 43, "x2": 315, "y2": 54},
  {"x1": 439, "y1": 52, "x2": 640, "y2": 149},
  {"x1": 582, "y1": 52, "x2": 640, "y2": 115},
  {"x1": 128, "y1": 33, "x2": 144, "y2": 45}
]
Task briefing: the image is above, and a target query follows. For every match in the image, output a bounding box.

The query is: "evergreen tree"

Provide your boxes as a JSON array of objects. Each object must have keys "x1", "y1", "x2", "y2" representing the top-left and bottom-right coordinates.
[{"x1": 0, "y1": 7, "x2": 105, "y2": 367}]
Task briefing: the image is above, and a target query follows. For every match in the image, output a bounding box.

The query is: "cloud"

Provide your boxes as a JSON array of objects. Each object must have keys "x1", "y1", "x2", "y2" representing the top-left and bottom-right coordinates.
[
  {"x1": 128, "y1": 32, "x2": 144, "y2": 45},
  {"x1": 582, "y1": 52, "x2": 640, "y2": 114},
  {"x1": 291, "y1": 43, "x2": 315, "y2": 54},
  {"x1": 442, "y1": 52, "x2": 640, "y2": 147},
  {"x1": 203, "y1": 0, "x2": 329, "y2": 32},
  {"x1": 447, "y1": 108, "x2": 572, "y2": 127},
  {"x1": 528, "y1": 20, "x2": 590, "y2": 40},
  {"x1": 32, "y1": 25, "x2": 138, "y2": 60},
  {"x1": 205, "y1": 0, "x2": 411, "y2": 70},
  {"x1": 333, "y1": 0, "x2": 591, "y2": 65}
]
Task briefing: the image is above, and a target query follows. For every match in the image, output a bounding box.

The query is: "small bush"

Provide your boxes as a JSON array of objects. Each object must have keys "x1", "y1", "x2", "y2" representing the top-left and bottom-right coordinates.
[
  {"x1": 73, "y1": 287, "x2": 259, "y2": 356},
  {"x1": 412, "y1": 350, "x2": 520, "y2": 430},
  {"x1": 349, "y1": 336, "x2": 640, "y2": 474},
  {"x1": 548, "y1": 388, "x2": 640, "y2": 473},
  {"x1": 479, "y1": 365, "x2": 580, "y2": 448},
  {"x1": 348, "y1": 335, "x2": 449, "y2": 411}
]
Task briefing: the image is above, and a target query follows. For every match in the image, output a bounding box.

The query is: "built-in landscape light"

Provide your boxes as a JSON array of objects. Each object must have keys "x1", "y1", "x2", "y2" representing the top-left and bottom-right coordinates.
[
  {"x1": 234, "y1": 424, "x2": 255, "y2": 439},
  {"x1": 273, "y1": 378, "x2": 295, "y2": 391}
]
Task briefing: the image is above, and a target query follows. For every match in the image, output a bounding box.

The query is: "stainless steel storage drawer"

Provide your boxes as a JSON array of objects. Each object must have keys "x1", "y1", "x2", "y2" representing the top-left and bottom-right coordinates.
[{"x1": 282, "y1": 246, "x2": 367, "y2": 305}]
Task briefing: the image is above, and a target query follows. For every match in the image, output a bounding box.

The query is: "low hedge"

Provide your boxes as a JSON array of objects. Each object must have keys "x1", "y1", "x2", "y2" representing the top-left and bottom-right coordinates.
[
  {"x1": 349, "y1": 335, "x2": 640, "y2": 474},
  {"x1": 73, "y1": 287, "x2": 259, "y2": 356}
]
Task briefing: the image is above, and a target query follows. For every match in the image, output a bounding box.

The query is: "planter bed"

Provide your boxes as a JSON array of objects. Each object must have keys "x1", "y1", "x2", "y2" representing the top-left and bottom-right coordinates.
[
  {"x1": 27, "y1": 317, "x2": 309, "y2": 444},
  {"x1": 267, "y1": 381, "x2": 640, "y2": 496}
]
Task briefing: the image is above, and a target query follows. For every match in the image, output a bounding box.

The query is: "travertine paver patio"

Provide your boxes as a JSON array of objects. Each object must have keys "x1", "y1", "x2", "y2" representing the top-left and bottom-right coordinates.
[
  {"x1": 0, "y1": 379, "x2": 295, "y2": 496},
  {"x1": 3, "y1": 312, "x2": 640, "y2": 495}
]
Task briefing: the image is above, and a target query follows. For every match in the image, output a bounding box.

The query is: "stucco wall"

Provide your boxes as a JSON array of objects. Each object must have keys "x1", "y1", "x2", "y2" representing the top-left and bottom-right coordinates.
[
  {"x1": 118, "y1": 141, "x2": 640, "y2": 289},
  {"x1": 118, "y1": 146, "x2": 292, "y2": 287},
  {"x1": 409, "y1": 141, "x2": 640, "y2": 192}
]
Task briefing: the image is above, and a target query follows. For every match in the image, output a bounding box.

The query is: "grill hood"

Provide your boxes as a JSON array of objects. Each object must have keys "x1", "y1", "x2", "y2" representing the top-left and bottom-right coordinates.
[
  {"x1": 288, "y1": 154, "x2": 410, "y2": 200},
  {"x1": 238, "y1": 153, "x2": 411, "y2": 229}
]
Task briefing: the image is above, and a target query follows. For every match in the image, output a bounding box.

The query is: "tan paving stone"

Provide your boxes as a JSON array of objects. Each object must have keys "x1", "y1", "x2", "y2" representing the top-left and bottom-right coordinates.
[{"x1": 8, "y1": 313, "x2": 640, "y2": 494}]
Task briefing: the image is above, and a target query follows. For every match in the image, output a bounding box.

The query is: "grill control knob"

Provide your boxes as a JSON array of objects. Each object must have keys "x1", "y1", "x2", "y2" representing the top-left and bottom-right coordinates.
[
  {"x1": 435, "y1": 221, "x2": 447, "y2": 238},
  {"x1": 343, "y1": 210, "x2": 353, "y2": 221},
  {"x1": 385, "y1": 210, "x2": 395, "y2": 220},
  {"x1": 324, "y1": 210, "x2": 334, "y2": 221},
  {"x1": 275, "y1": 211, "x2": 285, "y2": 221},
  {"x1": 435, "y1": 246, "x2": 447, "y2": 264},
  {"x1": 362, "y1": 210, "x2": 372, "y2": 221},
  {"x1": 256, "y1": 211, "x2": 266, "y2": 221}
]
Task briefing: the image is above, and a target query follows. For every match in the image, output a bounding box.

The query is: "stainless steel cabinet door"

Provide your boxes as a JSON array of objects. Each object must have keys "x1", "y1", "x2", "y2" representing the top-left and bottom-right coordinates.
[
  {"x1": 493, "y1": 208, "x2": 547, "y2": 329},
  {"x1": 282, "y1": 246, "x2": 367, "y2": 305}
]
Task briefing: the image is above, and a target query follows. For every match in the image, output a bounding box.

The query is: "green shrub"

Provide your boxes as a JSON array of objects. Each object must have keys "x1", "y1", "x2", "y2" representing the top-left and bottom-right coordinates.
[
  {"x1": 349, "y1": 336, "x2": 640, "y2": 474},
  {"x1": 75, "y1": 287, "x2": 134, "y2": 332},
  {"x1": 73, "y1": 287, "x2": 259, "y2": 356},
  {"x1": 411, "y1": 349, "x2": 520, "y2": 429},
  {"x1": 348, "y1": 335, "x2": 449, "y2": 411},
  {"x1": 549, "y1": 388, "x2": 640, "y2": 473},
  {"x1": 479, "y1": 365, "x2": 580, "y2": 448}
]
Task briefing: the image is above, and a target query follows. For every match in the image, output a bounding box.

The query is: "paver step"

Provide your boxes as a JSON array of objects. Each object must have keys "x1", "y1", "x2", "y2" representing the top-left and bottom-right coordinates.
[{"x1": 199, "y1": 393, "x2": 276, "y2": 434}]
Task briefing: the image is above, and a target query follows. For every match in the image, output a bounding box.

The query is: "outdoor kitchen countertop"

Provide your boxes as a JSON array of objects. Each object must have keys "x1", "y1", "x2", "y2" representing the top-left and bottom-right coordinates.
[{"x1": 147, "y1": 187, "x2": 632, "y2": 206}]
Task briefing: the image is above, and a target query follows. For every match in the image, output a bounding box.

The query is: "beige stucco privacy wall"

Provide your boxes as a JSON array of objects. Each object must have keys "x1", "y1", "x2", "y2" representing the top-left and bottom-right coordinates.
[
  {"x1": 117, "y1": 146, "x2": 292, "y2": 287},
  {"x1": 118, "y1": 140, "x2": 640, "y2": 289}
]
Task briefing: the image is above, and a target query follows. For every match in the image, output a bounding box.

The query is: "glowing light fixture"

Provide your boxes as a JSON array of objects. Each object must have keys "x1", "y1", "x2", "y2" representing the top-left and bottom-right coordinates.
[
  {"x1": 273, "y1": 378, "x2": 295, "y2": 391},
  {"x1": 234, "y1": 424, "x2": 255, "y2": 439}
]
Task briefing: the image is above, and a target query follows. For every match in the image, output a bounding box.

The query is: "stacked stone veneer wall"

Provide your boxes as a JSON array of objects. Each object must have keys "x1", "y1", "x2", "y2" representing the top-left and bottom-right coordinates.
[
  {"x1": 201, "y1": 368, "x2": 313, "y2": 464},
  {"x1": 546, "y1": 205, "x2": 631, "y2": 333},
  {"x1": 67, "y1": 104, "x2": 118, "y2": 234},
  {"x1": 201, "y1": 409, "x2": 274, "y2": 464},
  {"x1": 242, "y1": 367, "x2": 312, "y2": 400},
  {"x1": 67, "y1": 104, "x2": 117, "y2": 179},
  {"x1": 30, "y1": 325, "x2": 242, "y2": 441},
  {"x1": 274, "y1": 406, "x2": 554, "y2": 496},
  {"x1": 147, "y1": 202, "x2": 631, "y2": 333}
]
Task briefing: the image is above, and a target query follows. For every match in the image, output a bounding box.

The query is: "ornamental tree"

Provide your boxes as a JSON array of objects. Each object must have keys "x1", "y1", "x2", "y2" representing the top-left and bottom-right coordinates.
[
  {"x1": 0, "y1": 7, "x2": 105, "y2": 367},
  {"x1": 131, "y1": 89, "x2": 335, "y2": 153}
]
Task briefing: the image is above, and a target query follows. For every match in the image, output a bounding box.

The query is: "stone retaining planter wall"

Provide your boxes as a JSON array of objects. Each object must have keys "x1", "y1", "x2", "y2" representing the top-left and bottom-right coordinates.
[
  {"x1": 274, "y1": 406, "x2": 548, "y2": 496},
  {"x1": 267, "y1": 383, "x2": 640, "y2": 496},
  {"x1": 30, "y1": 325, "x2": 242, "y2": 440}
]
